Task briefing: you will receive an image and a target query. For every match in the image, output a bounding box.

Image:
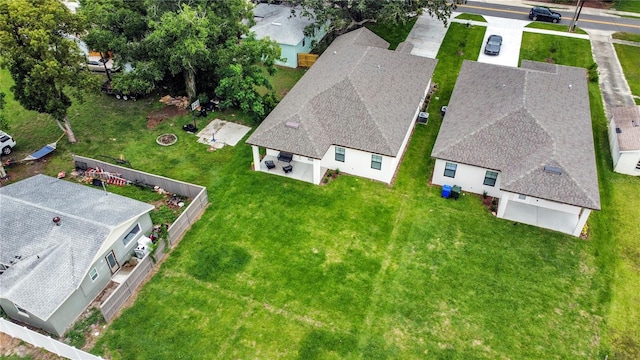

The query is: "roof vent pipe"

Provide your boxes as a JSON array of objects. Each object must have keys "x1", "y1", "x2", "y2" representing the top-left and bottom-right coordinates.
[{"x1": 53, "y1": 216, "x2": 61, "y2": 226}]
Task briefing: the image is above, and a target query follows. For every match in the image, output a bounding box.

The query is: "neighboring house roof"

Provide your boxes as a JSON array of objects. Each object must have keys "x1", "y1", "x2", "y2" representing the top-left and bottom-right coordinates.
[
  {"x1": 247, "y1": 27, "x2": 437, "y2": 159},
  {"x1": 611, "y1": 106, "x2": 640, "y2": 151},
  {"x1": 250, "y1": 4, "x2": 316, "y2": 46},
  {"x1": 432, "y1": 60, "x2": 600, "y2": 210},
  {"x1": 0, "y1": 175, "x2": 154, "y2": 320}
]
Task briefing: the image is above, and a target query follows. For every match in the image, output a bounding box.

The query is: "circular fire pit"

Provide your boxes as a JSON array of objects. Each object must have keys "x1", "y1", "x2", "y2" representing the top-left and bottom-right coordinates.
[{"x1": 156, "y1": 133, "x2": 177, "y2": 146}]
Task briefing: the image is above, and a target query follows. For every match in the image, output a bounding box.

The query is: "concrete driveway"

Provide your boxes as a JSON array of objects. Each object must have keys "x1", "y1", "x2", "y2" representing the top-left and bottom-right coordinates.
[
  {"x1": 476, "y1": 16, "x2": 526, "y2": 67},
  {"x1": 406, "y1": 13, "x2": 451, "y2": 58}
]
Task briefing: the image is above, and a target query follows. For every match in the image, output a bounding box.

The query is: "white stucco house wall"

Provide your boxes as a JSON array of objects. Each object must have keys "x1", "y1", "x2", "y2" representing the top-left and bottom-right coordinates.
[
  {"x1": 250, "y1": 3, "x2": 327, "y2": 68},
  {"x1": 431, "y1": 60, "x2": 600, "y2": 237},
  {"x1": 0, "y1": 175, "x2": 154, "y2": 336},
  {"x1": 608, "y1": 106, "x2": 640, "y2": 176},
  {"x1": 247, "y1": 28, "x2": 437, "y2": 185}
]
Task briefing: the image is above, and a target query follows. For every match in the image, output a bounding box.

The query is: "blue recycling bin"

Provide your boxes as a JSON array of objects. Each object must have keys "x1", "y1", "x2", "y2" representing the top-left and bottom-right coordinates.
[{"x1": 442, "y1": 185, "x2": 452, "y2": 198}]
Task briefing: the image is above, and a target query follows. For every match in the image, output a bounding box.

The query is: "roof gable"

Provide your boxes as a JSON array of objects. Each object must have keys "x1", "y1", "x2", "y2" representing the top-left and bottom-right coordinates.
[
  {"x1": 0, "y1": 175, "x2": 154, "y2": 320},
  {"x1": 432, "y1": 61, "x2": 600, "y2": 209},
  {"x1": 247, "y1": 28, "x2": 437, "y2": 158}
]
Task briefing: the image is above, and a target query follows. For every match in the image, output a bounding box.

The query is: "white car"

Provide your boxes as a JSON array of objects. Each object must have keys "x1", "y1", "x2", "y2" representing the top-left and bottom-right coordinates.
[
  {"x1": 1, "y1": 130, "x2": 16, "y2": 155},
  {"x1": 86, "y1": 56, "x2": 118, "y2": 72}
]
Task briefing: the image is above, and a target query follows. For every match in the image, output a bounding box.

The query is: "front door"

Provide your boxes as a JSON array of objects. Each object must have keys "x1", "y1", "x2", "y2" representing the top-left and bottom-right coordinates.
[{"x1": 105, "y1": 250, "x2": 120, "y2": 274}]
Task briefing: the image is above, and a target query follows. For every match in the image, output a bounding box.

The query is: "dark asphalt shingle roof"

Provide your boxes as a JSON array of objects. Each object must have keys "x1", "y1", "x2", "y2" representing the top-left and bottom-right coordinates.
[
  {"x1": 432, "y1": 60, "x2": 600, "y2": 210},
  {"x1": 0, "y1": 175, "x2": 154, "y2": 320},
  {"x1": 247, "y1": 27, "x2": 437, "y2": 158}
]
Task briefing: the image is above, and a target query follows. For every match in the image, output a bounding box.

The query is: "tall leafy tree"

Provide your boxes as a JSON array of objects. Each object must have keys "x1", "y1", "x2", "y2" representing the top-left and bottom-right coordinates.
[
  {"x1": 0, "y1": 0, "x2": 95, "y2": 143},
  {"x1": 145, "y1": 4, "x2": 211, "y2": 102},
  {"x1": 292, "y1": 0, "x2": 455, "y2": 35},
  {"x1": 81, "y1": 0, "x2": 281, "y2": 120}
]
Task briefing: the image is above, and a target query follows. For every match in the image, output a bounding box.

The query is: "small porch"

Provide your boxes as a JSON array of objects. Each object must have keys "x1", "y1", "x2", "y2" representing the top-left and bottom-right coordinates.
[
  {"x1": 500, "y1": 201, "x2": 578, "y2": 235},
  {"x1": 257, "y1": 154, "x2": 321, "y2": 184}
]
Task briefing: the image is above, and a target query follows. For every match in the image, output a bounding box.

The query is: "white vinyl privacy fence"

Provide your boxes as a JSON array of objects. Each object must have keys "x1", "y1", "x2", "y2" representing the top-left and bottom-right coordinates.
[{"x1": 0, "y1": 318, "x2": 103, "y2": 360}]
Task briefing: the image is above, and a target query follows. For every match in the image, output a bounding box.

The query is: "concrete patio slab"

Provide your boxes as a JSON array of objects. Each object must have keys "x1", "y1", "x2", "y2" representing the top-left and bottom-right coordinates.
[{"x1": 195, "y1": 119, "x2": 251, "y2": 148}]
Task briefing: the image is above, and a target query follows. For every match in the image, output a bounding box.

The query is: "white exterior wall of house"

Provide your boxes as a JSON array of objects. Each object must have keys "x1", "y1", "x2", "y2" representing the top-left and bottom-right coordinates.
[
  {"x1": 608, "y1": 120, "x2": 622, "y2": 170},
  {"x1": 614, "y1": 151, "x2": 640, "y2": 176},
  {"x1": 432, "y1": 159, "x2": 591, "y2": 237},
  {"x1": 432, "y1": 159, "x2": 503, "y2": 198},
  {"x1": 320, "y1": 145, "x2": 396, "y2": 184}
]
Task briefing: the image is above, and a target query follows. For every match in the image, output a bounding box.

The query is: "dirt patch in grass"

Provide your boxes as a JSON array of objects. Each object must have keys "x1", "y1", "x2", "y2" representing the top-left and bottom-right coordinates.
[
  {"x1": 535, "y1": 0, "x2": 613, "y2": 9},
  {"x1": 0, "y1": 333, "x2": 64, "y2": 360},
  {"x1": 146, "y1": 106, "x2": 188, "y2": 129},
  {"x1": 1, "y1": 158, "x2": 49, "y2": 184}
]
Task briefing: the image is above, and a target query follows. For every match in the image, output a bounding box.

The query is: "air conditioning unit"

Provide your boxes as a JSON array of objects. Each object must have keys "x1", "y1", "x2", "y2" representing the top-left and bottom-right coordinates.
[
  {"x1": 134, "y1": 236, "x2": 153, "y2": 259},
  {"x1": 417, "y1": 112, "x2": 429, "y2": 124}
]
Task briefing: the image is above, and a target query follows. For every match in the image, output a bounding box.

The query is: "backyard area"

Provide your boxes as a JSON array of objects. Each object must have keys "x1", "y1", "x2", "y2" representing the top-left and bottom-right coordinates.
[{"x1": 0, "y1": 21, "x2": 638, "y2": 360}]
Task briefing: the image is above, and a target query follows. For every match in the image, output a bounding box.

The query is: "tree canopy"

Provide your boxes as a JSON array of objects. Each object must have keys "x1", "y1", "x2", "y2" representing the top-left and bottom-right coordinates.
[
  {"x1": 80, "y1": 0, "x2": 281, "y2": 120},
  {"x1": 291, "y1": 0, "x2": 454, "y2": 35},
  {"x1": 0, "y1": 0, "x2": 96, "y2": 143}
]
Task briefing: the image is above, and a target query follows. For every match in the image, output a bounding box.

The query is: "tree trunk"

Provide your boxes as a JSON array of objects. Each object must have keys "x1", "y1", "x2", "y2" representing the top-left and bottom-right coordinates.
[
  {"x1": 185, "y1": 69, "x2": 196, "y2": 102},
  {"x1": 55, "y1": 116, "x2": 77, "y2": 143}
]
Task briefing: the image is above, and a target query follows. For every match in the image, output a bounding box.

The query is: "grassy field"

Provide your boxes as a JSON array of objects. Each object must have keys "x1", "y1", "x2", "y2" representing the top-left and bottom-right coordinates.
[
  {"x1": 613, "y1": 43, "x2": 640, "y2": 105},
  {"x1": 366, "y1": 17, "x2": 417, "y2": 50},
  {"x1": 612, "y1": 31, "x2": 640, "y2": 42},
  {"x1": 611, "y1": 0, "x2": 640, "y2": 13},
  {"x1": 0, "y1": 22, "x2": 635, "y2": 360},
  {"x1": 455, "y1": 13, "x2": 487, "y2": 22},
  {"x1": 525, "y1": 21, "x2": 588, "y2": 35},
  {"x1": 522, "y1": 32, "x2": 640, "y2": 359}
]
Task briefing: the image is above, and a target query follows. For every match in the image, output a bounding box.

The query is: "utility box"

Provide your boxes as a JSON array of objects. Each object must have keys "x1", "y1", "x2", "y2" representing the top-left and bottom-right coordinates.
[
  {"x1": 417, "y1": 112, "x2": 429, "y2": 124},
  {"x1": 441, "y1": 106, "x2": 448, "y2": 117}
]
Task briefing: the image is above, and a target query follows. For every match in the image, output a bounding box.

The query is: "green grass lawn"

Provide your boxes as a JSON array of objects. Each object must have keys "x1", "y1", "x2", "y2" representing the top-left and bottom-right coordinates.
[
  {"x1": 455, "y1": 13, "x2": 487, "y2": 22},
  {"x1": 0, "y1": 22, "x2": 635, "y2": 359},
  {"x1": 612, "y1": 31, "x2": 640, "y2": 42},
  {"x1": 613, "y1": 43, "x2": 640, "y2": 105},
  {"x1": 525, "y1": 21, "x2": 588, "y2": 35},
  {"x1": 366, "y1": 17, "x2": 417, "y2": 50},
  {"x1": 611, "y1": 0, "x2": 640, "y2": 13}
]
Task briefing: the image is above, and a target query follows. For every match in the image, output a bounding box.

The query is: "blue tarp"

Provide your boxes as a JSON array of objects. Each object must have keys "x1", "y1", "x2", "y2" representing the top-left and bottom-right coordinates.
[{"x1": 23, "y1": 143, "x2": 56, "y2": 161}]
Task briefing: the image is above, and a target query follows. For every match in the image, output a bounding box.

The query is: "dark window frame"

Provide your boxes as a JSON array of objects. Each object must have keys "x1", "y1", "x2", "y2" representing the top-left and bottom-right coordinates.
[
  {"x1": 123, "y1": 223, "x2": 141, "y2": 246},
  {"x1": 483, "y1": 171, "x2": 498, "y2": 186},
  {"x1": 335, "y1": 147, "x2": 345, "y2": 162},
  {"x1": 371, "y1": 155, "x2": 382, "y2": 170},
  {"x1": 444, "y1": 162, "x2": 457, "y2": 178}
]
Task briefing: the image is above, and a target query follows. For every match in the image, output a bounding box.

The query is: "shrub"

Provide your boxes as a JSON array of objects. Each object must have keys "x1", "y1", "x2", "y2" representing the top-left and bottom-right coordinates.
[{"x1": 588, "y1": 63, "x2": 599, "y2": 83}]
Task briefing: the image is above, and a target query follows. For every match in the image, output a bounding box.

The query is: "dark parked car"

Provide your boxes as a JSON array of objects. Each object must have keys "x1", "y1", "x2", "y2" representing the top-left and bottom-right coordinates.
[
  {"x1": 484, "y1": 35, "x2": 502, "y2": 55},
  {"x1": 529, "y1": 6, "x2": 561, "y2": 23}
]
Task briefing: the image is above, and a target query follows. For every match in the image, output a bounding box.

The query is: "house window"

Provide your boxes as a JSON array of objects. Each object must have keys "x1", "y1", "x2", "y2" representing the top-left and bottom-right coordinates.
[
  {"x1": 123, "y1": 224, "x2": 141, "y2": 246},
  {"x1": 483, "y1": 171, "x2": 498, "y2": 186},
  {"x1": 444, "y1": 162, "x2": 457, "y2": 178},
  {"x1": 302, "y1": 38, "x2": 306, "y2": 47},
  {"x1": 335, "y1": 147, "x2": 345, "y2": 162},
  {"x1": 15, "y1": 304, "x2": 29, "y2": 317},
  {"x1": 636, "y1": 159, "x2": 640, "y2": 170},
  {"x1": 90, "y1": 268, "x2": 98, "y2": 282},
  {"x1": 371, "y1": 155, "x2": 382, "y2": 170}
]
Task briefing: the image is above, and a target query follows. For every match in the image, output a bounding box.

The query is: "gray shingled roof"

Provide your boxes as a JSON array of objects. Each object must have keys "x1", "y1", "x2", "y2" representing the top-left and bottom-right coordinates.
[
  {"x1": 247, "y1": 27, "x2": 437, "y2": 158},
  {"x1": 611, "y1": 106, "x2": 640, "y2": 151},
  {"x1": 432, "y1": 60, "x2": 600, "y2": 210},
  {"x1": 0, "y1": 175, "x2": 154, "y2": 320},
  {"x1": 250, "y1": 4, "x2": 315, "y2": 46}
]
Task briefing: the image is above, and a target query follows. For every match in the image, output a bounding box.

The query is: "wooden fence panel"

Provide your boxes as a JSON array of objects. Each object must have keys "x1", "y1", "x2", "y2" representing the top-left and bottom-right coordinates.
[{"x1": 298, "y1": 53, "x2": 319, "y2": 68}]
